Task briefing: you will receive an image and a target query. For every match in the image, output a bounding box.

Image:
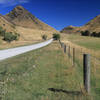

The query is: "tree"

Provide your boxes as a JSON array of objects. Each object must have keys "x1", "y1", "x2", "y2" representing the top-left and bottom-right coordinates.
[
  {"x1": 53, "y1": 33, "x2": 60, "y2": 40},
  {"x1": 91, "y1": 32, "x2": 97, "y2": 37},
  {"x1": 42, "y1": 34, "x2": 47, "y2": 40},
  {"x1": 0, "y1": 27, "x2": 6, "y2": 36},
  {"x1": 0, "y1": 26, "x2": 20, "y2": 42},
  {"x1": 3, "y1": 32, "x2": 20, "y2": 43},
  {"x1": 81, "y1": 30, "x2": 90, "y2": 36},
  {"x1": 97, "y1": 32, "x2": 100, "y2": 37}
]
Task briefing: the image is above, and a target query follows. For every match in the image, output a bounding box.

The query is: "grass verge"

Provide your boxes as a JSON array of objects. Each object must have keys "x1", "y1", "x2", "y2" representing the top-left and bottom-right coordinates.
[{"x1": 0, "y1": 41, "x2": 97, "y2": 100}]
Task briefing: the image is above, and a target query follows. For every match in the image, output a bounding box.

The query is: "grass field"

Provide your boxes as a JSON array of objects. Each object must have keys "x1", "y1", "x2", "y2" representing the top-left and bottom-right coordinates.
[
  {"x1": 61, "y1": 34, "x2": 100, "y2": 51},
  {"x1": 60, "y1": 34, "x2": 100, "y2": 100},
  {"x1": 61, "y1": 34, "x2": 100, "y2": 58},
  {"x1": 0, "y1": 41, "x2": 91, "y2": 100},
  {"x1": 0, "y1": 40, "x2": 99, "y2": 100}
]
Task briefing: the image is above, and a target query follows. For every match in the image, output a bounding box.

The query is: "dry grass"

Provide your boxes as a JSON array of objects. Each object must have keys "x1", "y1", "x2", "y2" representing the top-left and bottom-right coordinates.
[
  {"x1": 0, "y1": 16, "x2": 16, "y2": 32},
  {"x1": 61, "y1": 34, "x2": 100, "y2": 58},
  {"x1": 60, "y1": 34, "x2": 100, "y2": 99},
  {"x1": 0, "y1": 41, "x2": 88, "y2": 100},
  {"x1": 0, "y1": 26, "x2": 58, "y2": 49},
  {"x1": 16, "y1": 26, "x2": 54, "y2": 41}
]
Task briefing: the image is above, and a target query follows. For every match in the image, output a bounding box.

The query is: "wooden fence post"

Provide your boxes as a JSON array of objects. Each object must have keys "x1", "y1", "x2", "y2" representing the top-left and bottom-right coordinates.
[
  {"x1": 64, "y1": 45, "x2": 66, "y2": 53},
  {"x1": 72, "y1": 48, "x2": 75, "y2": 66},
  {"x1": 61, "y1": 43, "x2": 64, "y2": 48},
  {"x1": 68, "y1": 46, "x2": 70, "y2": 58},
  {"x1": 60, "y1": 43, "x2": 62, "y2": 48},
  {"x1": 59, "y1": 40, "x2": 61, "y2": 45},
  {"x1": 83, "y1": 54, "x2": 91, "y2": 93}
]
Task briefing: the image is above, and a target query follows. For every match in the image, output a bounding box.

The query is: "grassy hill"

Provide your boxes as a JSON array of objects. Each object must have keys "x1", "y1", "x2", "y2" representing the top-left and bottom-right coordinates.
[
  {"x1": 4, "y1": 5, "x2": 57, "y2": 32},
  {"x1": 61, "y1": 34, "x2": 100, "y2": 59},
  {"x1": 0, "y1": 5, "x2": 58, "y2": 49},
  {"x1": 61, "y1": 14, "x2": 100, "y2": 34},
  {"x1": 61, "y1": 34, "x2": 100, "y2": 50},
  {"x1": 0, "y1": 15, "x2": 16, "y2": 32},
  {"x1": 0, "y1": 26, "x2": 57, "y2": 50}
]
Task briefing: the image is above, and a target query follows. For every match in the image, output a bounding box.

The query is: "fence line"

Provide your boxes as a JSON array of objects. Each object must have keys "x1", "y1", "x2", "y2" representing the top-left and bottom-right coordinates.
[{"x1": 59, "y1": 40, "x2": 100, "y2": 94}]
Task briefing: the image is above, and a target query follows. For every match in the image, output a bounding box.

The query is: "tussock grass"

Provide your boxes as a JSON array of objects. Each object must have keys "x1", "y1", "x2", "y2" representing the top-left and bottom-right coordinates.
[
  {"x1": 60, "y1": 34, "x2": 100, "y2": 100},
  {"x1": 0, "y1": 26, "x2": 57, "y2": 49},
  {"x1": 61, "y1": 34, "x2": 100, "y2": 58},
  {"x1": 0, "y1": 41, "x2": 91, "y2": 100}
]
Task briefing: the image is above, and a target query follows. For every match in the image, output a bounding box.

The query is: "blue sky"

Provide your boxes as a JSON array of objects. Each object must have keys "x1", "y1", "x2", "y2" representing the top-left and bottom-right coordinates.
[{"x1": 0, "y1": 0, "x2": 100, "y2": 30}]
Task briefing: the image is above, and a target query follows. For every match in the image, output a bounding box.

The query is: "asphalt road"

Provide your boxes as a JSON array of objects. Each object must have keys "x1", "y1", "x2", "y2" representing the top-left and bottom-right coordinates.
[{"x1": 0, "y1": 39, "x2": 53, "y2": 61}]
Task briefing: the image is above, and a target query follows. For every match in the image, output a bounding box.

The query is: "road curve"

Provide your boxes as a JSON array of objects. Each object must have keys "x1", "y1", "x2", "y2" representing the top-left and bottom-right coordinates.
[{"x1": 0, "y1": 39, "x2": 53, "y2": 61}]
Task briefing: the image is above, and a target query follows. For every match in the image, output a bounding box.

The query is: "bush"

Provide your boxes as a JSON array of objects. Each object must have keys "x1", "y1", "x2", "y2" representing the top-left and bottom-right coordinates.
[
  {"x1": 53, "y1": 33, "x2": 60, "y2": 40},
  {"x1": 14, "y1": 33, "x2": 20, "y2": 40},
  {"x1": 3, "y1": 32, "x2": 20, "y2": 43},
  {"x1": 42, "y1": 34, "x2": 47, "y2": 40},
  {"x1": 0, "y1": 26, "x2": 20, "y2": 42},
  {"x1": 0, "y1": 27, "x2": 6, "y2": 36},
  {"x1": 91, "y1": 32, "x2": 98, "y2": 37},
  {"x1": 97, "y1": 32, "x2": 100, "y2": 37},
  {"x1": 81, "y1": 30, "x2": 90, "y2": 36},
  {"x1": 81, "y1": 30, "x2": 100, "y2": 38},
  {"x1": 3, "y1": 32, "x2": 14, "y2": 42}
]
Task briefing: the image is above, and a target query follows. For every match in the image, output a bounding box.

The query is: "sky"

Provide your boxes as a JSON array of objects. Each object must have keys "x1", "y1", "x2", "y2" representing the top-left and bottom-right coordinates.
[{"x1": 0, "y1": 0, "x2": 100, "y2": 30}]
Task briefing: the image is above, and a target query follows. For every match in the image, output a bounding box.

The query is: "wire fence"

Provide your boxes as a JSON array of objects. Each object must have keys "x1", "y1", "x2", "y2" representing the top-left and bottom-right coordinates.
[{"x1": 59, "y1": 41, "x2": 100, "y2": 95}]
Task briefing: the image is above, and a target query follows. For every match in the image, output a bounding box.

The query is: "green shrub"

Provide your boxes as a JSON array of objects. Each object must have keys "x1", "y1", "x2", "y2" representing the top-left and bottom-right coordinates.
[
  {"x1": 0, "y1": 27, "x2": 6, "y2": 36},
  {"x1": 97, "y1": 32, "x2": 100, "y2": 37},
  {"x1": 3, "y1": 32, "x2": 14, "y2": 42},
  {"x1": 14, "y1": 33, "x2": 20, "y2": 40},
  {"x1": 3, "y1": 32, "x2": 20, "y2": 43},
  {"x1": 53, "y1": 33, "x2": 60, "y2": 40},
  {"x1": 42, "y1": 34, "x2": 47, "y2": 40},
  {"x1": 81, "y1": 30, "x2": 90, "y2": 36},
  {"x1": 81, "y1": 30, "x2": 100, "y2": 38},
  {"x1": 0, "y1": 26, "x2": 20, "y2": 42},
  {"x1": 91, "y1": 32, "x2": 98, "y2": 37}
]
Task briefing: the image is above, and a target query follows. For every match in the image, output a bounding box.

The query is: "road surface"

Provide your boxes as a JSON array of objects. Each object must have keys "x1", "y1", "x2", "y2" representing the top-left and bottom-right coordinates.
[{"x1": 0, "y1": 39, "x2": 53, "y2": 61}]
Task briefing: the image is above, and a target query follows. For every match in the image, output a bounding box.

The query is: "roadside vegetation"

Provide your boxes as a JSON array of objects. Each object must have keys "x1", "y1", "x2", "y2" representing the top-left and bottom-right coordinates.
[
  {"x1": 0, "y1": 40, "x2": 99, "y2": 100},
  {"x1": 0, "y1": 26, "x2": 20, "y2": 43},
  {"x1": 42, "y1": 34, "x2": 47, "y2": 40},
  {"x1": 81, "y1": 30, "x2": 100, "y2": 38},
  {"x1": 61, "y1": 34, "x2": 100, "y2": 51},
  {"x1": 0, "y1": 42, "x2": 90, "y2": 100},
  {"x1": 53, "y1": 33, "x2": 60, "y2": 40},
  {"x1": 60, "y1": 34, "x2": 100, "y2": 100}
]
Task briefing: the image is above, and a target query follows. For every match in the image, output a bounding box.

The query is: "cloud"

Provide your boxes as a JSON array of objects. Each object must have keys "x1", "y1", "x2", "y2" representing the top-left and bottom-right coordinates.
[{"x1": 0, "y1": 0, "x2": 29, "y2": 6}]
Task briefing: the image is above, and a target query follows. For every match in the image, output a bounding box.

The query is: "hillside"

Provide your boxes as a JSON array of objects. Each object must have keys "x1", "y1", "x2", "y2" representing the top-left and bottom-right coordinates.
[
  {"x1": 82, "y1": 15, "x2": 100, "y2": 32},
  {"x1": 0, "y1": 5, "x2": 58, "y2": 49},
  {"x1": 4, "y1": 5, "x2": 56, "y2": 32},
  {"x1": 60, "y1": 25, "x2": 81, "y2": 34},
  {"x1": 0, "y1": 15, "x2": 16, "y2": 32},
  {"x1": 61, "y1": 15, "x2": 100, "y2": 34}
]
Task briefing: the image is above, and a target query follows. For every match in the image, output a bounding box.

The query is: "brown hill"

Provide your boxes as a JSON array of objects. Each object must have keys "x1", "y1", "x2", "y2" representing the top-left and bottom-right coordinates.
[
  {"x1": 60, "y1": 25, "x2": 81, "y2": 34},
  {"x1": 0, "y1": 15, "x2": 16, "y2": 32},
  {"x1": 82, "y1": 15, "x2": 100, "y2": 32},
  {"x1": 4, "y1": 5, "x2": 56, "y2": 32},
  {"x1": 61, "y1": 15, "x2": 100, "y2": 34},
  {"x1": 0, "y1": 5, "x2": 58, "y2": 49}
]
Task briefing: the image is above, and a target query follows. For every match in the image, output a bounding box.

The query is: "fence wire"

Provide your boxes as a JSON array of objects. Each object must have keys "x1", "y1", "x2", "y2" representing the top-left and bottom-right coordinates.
[{"x1": 60, "y1": 41, "x2": 100, "y2": 98}]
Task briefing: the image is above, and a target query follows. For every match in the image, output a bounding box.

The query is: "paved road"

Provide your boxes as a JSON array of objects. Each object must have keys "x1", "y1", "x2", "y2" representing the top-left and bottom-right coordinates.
[{"x1": 0, "y1": 39, "x2": 53, "y2": 61}]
